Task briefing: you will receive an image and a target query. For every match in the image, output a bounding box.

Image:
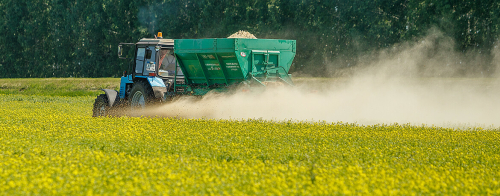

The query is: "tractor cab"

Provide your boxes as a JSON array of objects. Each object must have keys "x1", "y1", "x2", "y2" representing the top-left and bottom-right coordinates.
[{"x1": 132, "y1": 37, "x2": 183, "y2": 78}]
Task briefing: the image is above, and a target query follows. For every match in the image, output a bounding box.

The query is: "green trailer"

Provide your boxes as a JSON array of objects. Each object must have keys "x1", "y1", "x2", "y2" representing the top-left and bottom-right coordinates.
[
  {"x1": 93, "y1": 36, "x2": 297, "y2": 116},
  {"x1": 173, "y1": 38, "x2": 296, "y2": 95}
]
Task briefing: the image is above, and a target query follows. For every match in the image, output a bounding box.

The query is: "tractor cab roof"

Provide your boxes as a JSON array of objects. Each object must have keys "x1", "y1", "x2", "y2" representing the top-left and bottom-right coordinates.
[{"x1": 137, "y1": 38, "x2": 174, "y2": 48}]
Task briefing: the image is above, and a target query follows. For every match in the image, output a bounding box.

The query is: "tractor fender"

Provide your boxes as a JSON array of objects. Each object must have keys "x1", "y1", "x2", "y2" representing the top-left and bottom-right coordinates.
[
  {"x1": 133, "y1": 76, "x2": 167, "y2": 100},
  {"x1": 101, "y1": 89, "x2": 119, "y2": 107},
  {"x1": 145, "y1": 77, "x2": 167, "y2": 100},
  {"x1": 146, "y1": 77, "x2": 166, "y2": 88}
]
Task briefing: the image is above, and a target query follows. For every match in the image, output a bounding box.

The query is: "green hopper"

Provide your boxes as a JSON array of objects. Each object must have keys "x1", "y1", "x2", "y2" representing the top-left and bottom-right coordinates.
[{"x1": 173, "y1": 38, "x2": 296, "y2": 95}]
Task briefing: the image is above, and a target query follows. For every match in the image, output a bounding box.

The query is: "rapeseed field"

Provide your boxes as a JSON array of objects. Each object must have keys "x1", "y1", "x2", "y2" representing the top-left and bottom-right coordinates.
[{"x1": 0, "y1": 94, "x2": 499, "y2": 195}]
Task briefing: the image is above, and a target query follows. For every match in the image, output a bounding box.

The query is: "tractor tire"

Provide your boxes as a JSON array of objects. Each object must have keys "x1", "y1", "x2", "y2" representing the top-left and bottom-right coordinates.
[
  {"x1": 92, "y1": 94, "x2": 109, "y2": 117},
  {"x1": 129, "y1": 80, "x2": 154, "y2": 113}
]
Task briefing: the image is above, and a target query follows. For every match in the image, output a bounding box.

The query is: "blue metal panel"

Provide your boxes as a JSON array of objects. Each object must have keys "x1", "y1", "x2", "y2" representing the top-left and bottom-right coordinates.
[
  {"x1": 146, "y1": 76, "x2": 166, "y2": 87},
  {"x1": 119, "y1": 76, "x2": 134, "y2": 99}
]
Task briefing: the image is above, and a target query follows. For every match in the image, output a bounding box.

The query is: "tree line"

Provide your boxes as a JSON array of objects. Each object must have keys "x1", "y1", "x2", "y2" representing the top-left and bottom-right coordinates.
[{"x1": 0, "y1": 0, "x2": 499, "y2": 78}]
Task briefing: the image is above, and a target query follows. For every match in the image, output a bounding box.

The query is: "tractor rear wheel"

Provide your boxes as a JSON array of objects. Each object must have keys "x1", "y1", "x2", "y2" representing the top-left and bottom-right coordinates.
[
  {"x1": 92, "y1": 94, "x2": 109, "y2": 117},
  {"x1": 130, "y1": 81, "x2": 154, "y2": 113}
]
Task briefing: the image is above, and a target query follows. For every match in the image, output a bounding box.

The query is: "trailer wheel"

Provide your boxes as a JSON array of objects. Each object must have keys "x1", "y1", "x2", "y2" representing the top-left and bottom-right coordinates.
[
  {"x1": 92, "y1": 94, "x2": 109, "y2": 117},
  {"x1": 130, "y1": 81, "x2": 153, "y2": 112}
]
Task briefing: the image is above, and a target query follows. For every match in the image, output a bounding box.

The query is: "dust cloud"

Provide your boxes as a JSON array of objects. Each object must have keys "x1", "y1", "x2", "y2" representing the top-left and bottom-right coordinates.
[{"x1": 144, "y1": 32, "x2": 500, "y2": 128}]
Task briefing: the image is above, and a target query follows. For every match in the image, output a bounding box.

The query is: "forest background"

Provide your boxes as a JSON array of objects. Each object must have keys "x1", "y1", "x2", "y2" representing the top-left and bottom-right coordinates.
[{"x1": 0, "y1": 0, "x2": 499, "y2": 78}]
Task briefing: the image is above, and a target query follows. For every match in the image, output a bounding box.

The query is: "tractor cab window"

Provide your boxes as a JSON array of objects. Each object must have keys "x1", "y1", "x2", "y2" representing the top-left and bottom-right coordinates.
[
  {"x1": 135, "y1": 47, "x2": 155, "y2": 75},
  {"x1": 145, "y1": 49, "x2": 152, "y2": 59},
  {"x1": 158, "y1": 49, "x2": 182, "y2": 77},
  {"x1": 135, "y1": 48, "x2": 146, "y2": 73}
]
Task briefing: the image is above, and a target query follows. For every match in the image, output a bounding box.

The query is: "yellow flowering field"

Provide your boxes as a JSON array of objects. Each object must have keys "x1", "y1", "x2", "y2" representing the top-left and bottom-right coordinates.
[{"x1": 0, "y1": 94, "x2": 499, "y2": 195}]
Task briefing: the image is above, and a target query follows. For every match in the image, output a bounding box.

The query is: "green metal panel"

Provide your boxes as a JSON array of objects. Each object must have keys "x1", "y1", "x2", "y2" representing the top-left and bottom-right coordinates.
[{"x1": 174, "y1": 38, "x2": 296, "y2": 91}]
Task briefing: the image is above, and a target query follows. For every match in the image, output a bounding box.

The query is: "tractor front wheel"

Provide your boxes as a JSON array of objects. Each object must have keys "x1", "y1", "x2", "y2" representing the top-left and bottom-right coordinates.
[{"x1": 92, "y1": 94, "x2": 109, "y2": 117}]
